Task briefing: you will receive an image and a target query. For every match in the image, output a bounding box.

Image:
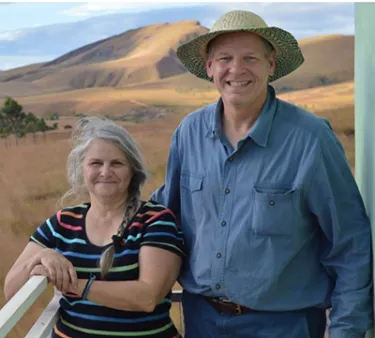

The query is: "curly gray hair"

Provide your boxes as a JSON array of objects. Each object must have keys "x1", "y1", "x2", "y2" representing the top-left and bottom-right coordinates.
[{"x1": 62, "y1": 116, "x2": 148, "y2": 278}]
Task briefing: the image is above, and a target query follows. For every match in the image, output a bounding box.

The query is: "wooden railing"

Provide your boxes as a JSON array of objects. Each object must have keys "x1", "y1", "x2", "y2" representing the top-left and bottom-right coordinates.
[{"x1": 0, "y1": 276, "x2": 183, "y2": 338}]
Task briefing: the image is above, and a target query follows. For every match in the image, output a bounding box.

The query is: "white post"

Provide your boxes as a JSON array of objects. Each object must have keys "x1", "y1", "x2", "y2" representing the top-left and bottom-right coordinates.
[
  {"x1": 355, "y1": 3, "x2": 375, "y2": 338},
  {"x1": 0, "y1": 276, "x2": 48, "y2": 338}
]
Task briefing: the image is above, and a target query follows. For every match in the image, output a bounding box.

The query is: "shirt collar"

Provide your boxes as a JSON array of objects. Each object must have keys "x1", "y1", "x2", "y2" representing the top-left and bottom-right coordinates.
[{"x1": 207, "y1": 85, "x2": 277, "y2": 148}]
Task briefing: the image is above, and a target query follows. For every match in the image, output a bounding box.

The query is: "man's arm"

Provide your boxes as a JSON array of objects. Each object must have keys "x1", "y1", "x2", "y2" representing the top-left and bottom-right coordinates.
[
  {"x1": 306, "y1": 120, "x2": 373, "y2": 338},
  {"x1": 151, "y1": 128, "x2": 182, "y2": 221}
]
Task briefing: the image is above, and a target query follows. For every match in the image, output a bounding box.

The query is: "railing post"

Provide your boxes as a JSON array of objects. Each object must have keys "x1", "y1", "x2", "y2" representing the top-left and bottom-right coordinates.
[{"x1": 0, "y1": 276, "x2": 48, "y2": 338}]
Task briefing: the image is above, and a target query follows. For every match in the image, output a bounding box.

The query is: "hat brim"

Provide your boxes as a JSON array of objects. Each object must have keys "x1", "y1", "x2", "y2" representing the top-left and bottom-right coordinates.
[{"x1": 176, "y1": 27, "x2": 304, "y2": 83}]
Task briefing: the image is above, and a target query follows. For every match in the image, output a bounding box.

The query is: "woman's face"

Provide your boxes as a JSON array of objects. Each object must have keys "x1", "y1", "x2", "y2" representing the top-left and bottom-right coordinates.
[{"x1": 83, "y1": 138, "x2": 132, "y2": 202}]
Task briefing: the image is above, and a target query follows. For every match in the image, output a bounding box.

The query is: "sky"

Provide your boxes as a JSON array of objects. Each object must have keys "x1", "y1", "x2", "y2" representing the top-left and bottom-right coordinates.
[
  {"x1": 0, "y1": 2, "x2": 354, "y2": 33},
  {"x1": 0, "y1": 2, "x2": 355, "y2": 70},
  {"x1": 0, "y1": 2, "x2": 208, "y2": 31}
]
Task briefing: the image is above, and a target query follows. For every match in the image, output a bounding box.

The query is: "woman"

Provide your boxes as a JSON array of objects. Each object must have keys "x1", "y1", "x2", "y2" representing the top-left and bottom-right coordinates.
[{"x1": 4, "y1": 117, "x2": 185, "y2": 338}]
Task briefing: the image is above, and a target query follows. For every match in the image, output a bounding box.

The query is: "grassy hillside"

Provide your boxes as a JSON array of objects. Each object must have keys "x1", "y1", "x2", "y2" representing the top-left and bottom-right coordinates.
[
  {"x1": 0, "y1": 21, "x2": 208, "y2": 94},
  {"x1": 273, "y1": 34, "x2": 354, "y2": 92}
]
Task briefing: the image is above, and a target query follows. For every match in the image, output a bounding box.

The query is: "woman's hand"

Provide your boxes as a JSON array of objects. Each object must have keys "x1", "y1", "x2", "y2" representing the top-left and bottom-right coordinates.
[
  {"x1": 38, "y1": 249, "x2": 78, "y2": 294},
  {"x1": 30, "y1": 264, "x2": 50, "y2": 279}
]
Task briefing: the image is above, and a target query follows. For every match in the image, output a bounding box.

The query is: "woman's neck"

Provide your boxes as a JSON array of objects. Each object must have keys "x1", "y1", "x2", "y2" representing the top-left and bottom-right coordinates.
[{"x1": 88, "y1": 196, "x2": 128, "y2": 223}]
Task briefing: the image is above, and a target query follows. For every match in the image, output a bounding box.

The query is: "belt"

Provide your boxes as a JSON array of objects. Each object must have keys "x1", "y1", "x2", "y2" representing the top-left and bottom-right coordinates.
[{"x1": 201, "y1": 295, "x2": 255, "y2": 315}]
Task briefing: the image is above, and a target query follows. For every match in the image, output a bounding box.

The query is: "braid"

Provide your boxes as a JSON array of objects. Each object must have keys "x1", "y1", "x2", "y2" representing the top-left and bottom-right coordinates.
[{"x1": 99, "y1": 190, "x2": 141, "y2": 278}]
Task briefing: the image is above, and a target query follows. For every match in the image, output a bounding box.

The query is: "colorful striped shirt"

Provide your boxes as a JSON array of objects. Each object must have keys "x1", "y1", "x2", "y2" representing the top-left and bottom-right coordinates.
[{"x1": 29, "y1": 200, "x2": 186, "y2": 338}]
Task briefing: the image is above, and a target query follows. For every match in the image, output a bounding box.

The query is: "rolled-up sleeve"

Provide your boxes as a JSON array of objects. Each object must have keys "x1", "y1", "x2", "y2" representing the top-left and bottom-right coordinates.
[
  {"x1": 306, "y1": 119, "x2": 373, "y2": 338},
  {"x1": 151, "y1": 127, "x2": 182, "y2": 222}
]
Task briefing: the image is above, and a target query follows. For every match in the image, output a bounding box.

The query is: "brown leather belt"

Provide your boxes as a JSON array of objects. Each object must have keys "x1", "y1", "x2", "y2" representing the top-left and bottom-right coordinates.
[{"x1": 202, "y1": 295, "x2": 255, "y2": 315}]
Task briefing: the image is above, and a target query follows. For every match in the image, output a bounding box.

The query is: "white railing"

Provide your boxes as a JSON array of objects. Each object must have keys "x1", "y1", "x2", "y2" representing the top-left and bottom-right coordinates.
[
  {"x1": 0, "y1": 276, "x2": 183, "y2": 338},
  {"x1": 0, "y1": 276, "x2": 48, "y2": 338},
  {"x1": 24, "y1": 292, "x2": 60, "y2": 338}
]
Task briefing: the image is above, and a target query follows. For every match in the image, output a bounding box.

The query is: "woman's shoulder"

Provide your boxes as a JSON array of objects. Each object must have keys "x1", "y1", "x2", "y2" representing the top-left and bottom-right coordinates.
[
  {"x1": 140, "y1": 200, "x2": 173, "y2": 212},
  {"x1": 137, "y1": 200, "x2": 176, "y2": 221},
  {"x1": 55, "y1": 203, "x2": 90, "y2": 224}
]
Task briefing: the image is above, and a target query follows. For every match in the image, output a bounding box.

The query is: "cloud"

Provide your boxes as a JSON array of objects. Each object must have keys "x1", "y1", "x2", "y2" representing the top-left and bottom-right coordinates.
[
  {"x1": 0, "y1": 30, "x2": 21, "y2": 41},
  {"x1": 60, "y1": 2, "x2": 202, "y2": 17}
]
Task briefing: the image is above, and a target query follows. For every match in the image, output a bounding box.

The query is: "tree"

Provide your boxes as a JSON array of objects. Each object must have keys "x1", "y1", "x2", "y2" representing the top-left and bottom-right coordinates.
[
  {"x1": 0, "y1": 97, "x2": 57, "y2": 146},
  {"x1": 0, "y1": 97, "x2": 26, "y2": 145},
  {"x1": 38, "y1": 118, "x2": 48, "y2": 142}
]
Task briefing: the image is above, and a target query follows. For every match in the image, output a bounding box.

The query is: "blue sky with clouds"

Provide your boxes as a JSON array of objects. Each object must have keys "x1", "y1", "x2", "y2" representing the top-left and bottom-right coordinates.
[
  {"x1": 0, "y1": 2, "x2": 355, "y2": 33},
  {"x1": 0, "y1": 2, "x2": 354, "y2": 70},
  {"x1": 0, "y1": 2, "x2": 210, "y2": 31}
]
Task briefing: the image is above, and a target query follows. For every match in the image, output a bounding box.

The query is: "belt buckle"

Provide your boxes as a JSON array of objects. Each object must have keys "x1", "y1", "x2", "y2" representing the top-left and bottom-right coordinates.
[
  {"x1": 220, "y1": 298, "x2": 231, "y2": 303},
  {"x1": 219, "y1": 298, "x2": 242, "y2": 315}
]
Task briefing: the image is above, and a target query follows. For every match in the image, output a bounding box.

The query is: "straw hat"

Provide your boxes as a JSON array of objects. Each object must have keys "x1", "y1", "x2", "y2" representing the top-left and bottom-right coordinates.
[{"x1": 176, "y1": 10, "x2": 304, "y2": 83}]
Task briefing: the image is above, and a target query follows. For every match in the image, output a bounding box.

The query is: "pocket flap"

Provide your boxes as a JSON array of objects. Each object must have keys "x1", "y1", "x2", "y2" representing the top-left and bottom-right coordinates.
[
  {"x1": 181, "y1": 173, "x2": 204, "y2": 192},
  {"x1": 252, "y1": 186, "x2": 296, "y2": 201}
]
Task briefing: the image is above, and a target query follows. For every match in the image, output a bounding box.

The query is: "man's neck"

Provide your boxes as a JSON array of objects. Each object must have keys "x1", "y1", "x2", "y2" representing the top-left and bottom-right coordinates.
[{"x1": 222, "y1": 96, "x2": 267, "y2": 147}]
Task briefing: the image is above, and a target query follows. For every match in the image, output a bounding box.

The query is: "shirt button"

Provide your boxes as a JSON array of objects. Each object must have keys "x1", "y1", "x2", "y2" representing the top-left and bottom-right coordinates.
[
  {"x1": 225, "y1": 188, "x2": 230, "y2": 194},
  {"x1": 216, "y1": 253, "x2": 222, "y2": 258},
  {"x1": 221, "y1": 221, "x2": 227, "y2": 227},
  {"x1": 269, "y1": 200, "x2": 275, "y2": 206},
  {"x1": 215, "y1": 284, "x2": 221, "y2": 290},
  {"x1": 228, "y1": 157, "x2": 234, "y2": 162}
]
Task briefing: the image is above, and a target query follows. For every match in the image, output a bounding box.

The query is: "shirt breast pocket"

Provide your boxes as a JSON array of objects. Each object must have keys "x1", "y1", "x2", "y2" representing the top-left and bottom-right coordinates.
[
  {"x1": 180, "y1": 173, "x2": 204, "y2": 221},
  {"x1": 251, "y1": 186, "x2": 297, "y2": 237}
]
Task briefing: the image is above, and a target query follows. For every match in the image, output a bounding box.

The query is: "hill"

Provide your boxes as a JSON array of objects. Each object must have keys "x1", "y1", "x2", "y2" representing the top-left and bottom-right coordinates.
[
  {"x1": 273, "y1": 34, "x2": 354, "y2": 92},
  {"x1": 0, "y1": 21, "x2": 208, "y2": 95}
]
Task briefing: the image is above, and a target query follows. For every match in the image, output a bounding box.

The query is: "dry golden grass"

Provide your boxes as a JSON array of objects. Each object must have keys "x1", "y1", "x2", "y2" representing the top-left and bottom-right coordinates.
[
  {"x1": 15, "y1": 86, "x2": 220, "y2": 116},
  {"x1": 273, "y1": 34, "x2": 353, "y2": 91}
]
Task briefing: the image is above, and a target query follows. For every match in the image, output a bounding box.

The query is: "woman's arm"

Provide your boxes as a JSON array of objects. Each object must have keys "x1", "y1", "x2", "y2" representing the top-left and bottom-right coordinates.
[
  {"x1": 4, "y1": 242, "x2": 78, "y2": 300},
  {"x1": 74, "y1": 246, "x2": 182, "y2": 312},
  {"x1": 4, "y1": 242, "x2": 47, "y2": 301}
]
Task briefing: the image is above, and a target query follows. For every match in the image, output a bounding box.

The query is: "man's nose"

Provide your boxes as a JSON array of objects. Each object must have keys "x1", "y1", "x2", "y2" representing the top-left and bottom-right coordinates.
[{"x1": 229, "y1": 58, "x2": 246, "y2": 74}]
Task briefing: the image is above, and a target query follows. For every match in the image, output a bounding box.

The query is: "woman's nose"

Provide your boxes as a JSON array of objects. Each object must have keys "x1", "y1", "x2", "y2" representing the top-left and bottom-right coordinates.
[{"x1": 100, "y1": 164, "x2": 111, "y2": 177}]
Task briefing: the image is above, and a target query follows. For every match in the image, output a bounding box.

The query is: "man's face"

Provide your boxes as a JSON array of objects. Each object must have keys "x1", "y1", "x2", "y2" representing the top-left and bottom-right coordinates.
[{"x1": 205, "y1": 32, "x2": 276, "y2": 110}]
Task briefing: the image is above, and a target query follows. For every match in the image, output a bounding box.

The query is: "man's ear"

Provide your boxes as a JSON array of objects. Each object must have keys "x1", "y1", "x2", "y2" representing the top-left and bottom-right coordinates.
[
  {"x1": 206, "y1": 58, "x2": 213, "y2": 78},
  {"x1": 268, "y1": 50, "x2": 276, "y2": 76}
]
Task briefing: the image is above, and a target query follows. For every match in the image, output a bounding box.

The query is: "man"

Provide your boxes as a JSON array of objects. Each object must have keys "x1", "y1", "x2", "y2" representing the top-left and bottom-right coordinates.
[{"x1": 152, "y1": 10, "x2": 373, "y2": 338}]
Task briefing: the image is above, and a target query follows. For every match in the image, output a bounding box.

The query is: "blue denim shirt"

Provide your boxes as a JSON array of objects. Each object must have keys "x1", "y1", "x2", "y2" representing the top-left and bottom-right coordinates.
[{"x1": 152, "y1": 86, "x2": 373, "y2": 338}]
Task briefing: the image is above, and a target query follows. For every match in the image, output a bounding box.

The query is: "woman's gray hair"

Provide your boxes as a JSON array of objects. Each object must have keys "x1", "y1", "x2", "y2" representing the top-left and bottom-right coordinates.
[
  {"x1": 62, "y1": 116, "x2": 147, "y2": 203},
  {"x1": 61, "y1": 116, "x2": 148, "y2": 278}
]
